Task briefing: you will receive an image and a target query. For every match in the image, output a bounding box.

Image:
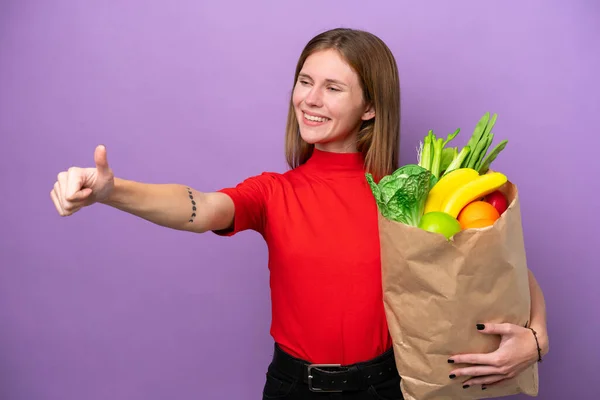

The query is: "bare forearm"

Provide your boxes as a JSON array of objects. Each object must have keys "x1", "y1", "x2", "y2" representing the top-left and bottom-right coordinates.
[
  {"x1": 100, "y1": 178, "x2": 231, "y2": 233},
  {"x1": 528, "y1": 269, "x2": 549, "y2": 356}
]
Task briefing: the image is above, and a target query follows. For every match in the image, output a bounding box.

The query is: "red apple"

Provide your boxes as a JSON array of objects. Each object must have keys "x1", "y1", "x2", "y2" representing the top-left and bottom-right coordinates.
[{"x1": 484, "y1": 190, "x2": 508, "y2": 215}]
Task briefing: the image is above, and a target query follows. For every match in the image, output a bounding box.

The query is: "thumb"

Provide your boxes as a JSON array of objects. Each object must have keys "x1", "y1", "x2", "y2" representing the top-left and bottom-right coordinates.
[
  {"x1": 94, "y1": 144, "x2": 110, "y2": 175},
  {"x1": 476, "y1": 323, "x2": 515, "y2": 336}
]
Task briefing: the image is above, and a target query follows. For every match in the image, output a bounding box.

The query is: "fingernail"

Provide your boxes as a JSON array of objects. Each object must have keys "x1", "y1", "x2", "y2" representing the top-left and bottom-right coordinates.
[
  {"x1": 447, "y1": 359, "x2": 454, "y2": 363},
  {"x1": 476, "y1": 324, "x2": 485, "y2": 330},
  {"x1": 463, "y1": 385, "x2": 470, "y2": 389},
  {"x1": 449, "y1": 374, "x2": 456, "y2": 379}
]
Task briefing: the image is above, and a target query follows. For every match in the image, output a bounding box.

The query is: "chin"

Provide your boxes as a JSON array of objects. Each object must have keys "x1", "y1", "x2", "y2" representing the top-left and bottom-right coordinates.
[{"x1": 299, "y1": 130, "x2": 329, "y2": 145}]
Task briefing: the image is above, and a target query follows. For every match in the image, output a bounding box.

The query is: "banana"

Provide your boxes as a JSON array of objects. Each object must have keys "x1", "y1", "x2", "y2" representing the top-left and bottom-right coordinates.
[
  {"x1": 423, "y1": 168, "x2": 480, "y2": 213},
  {"x1": 440, "y1": 172, "x2": 508, "y2": 217}
]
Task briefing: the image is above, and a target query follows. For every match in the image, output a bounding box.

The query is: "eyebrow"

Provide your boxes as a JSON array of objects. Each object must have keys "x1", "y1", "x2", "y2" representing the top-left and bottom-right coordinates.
[{"x1": 298, "y1": 73, "x2": 348, "y2": 87}]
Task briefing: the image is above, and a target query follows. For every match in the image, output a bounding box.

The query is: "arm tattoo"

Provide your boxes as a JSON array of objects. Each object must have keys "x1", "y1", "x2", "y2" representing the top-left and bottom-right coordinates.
[{"x1": 186, "y1": 187, "x2": 197, "y2": 223}]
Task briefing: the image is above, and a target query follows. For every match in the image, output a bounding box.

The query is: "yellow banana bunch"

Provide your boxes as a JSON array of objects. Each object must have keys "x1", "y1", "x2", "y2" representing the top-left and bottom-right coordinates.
[
  {"x1": 424, "y1": 168, "x2": 480, "y2": 214},
  {"x1": 440, "y1": 172, "x2": 508, "y2": 218}
]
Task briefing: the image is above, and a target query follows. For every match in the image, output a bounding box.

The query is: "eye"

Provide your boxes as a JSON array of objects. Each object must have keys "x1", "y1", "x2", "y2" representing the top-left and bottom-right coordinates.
[
  {"x1": 327, "y1": 86, "x2": 341, "y2": 92},
  {"x1": 299, "y1": 80, "x2": 311, "y2": 86}
]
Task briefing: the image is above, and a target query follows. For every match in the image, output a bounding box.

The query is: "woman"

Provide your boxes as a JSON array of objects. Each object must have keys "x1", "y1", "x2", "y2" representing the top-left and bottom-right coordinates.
[{"x1": 50, "y1": 28, "x2": 548, "y2": 399}]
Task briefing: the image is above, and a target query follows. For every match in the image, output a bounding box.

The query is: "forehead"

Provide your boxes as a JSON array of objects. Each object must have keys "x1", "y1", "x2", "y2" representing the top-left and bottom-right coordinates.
[{"x1": 300, "y1": 49, "x2": 359, "y2": 85}]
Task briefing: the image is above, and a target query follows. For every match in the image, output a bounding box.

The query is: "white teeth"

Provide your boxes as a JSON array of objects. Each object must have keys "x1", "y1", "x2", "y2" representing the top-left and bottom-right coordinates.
[{"x1": 304, "y1": 113, "x2": 328, "y2": 122}]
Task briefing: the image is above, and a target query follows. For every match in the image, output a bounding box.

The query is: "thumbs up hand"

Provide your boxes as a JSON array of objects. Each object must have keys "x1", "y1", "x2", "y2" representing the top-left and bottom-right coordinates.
[{"x1": 51, "y1": 145, "x2": 115, "y2": 216}]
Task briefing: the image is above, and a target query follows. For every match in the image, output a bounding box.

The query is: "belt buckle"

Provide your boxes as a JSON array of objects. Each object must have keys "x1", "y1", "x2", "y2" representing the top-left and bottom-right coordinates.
[{"x1": 307, "y1": 363, "x2": 344, "y2": 392}]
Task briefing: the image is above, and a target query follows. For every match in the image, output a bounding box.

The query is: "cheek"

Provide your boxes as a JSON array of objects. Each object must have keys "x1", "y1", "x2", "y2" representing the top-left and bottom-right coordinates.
[
  {"x1": 292, "y1": 85, "x2": 304, "y2": 108},
  {"x1": 328, "y1": 99, "x2": 363, "y2": 127},
  {"x1": 326, "y1": 97, "x2": 351, "y2": 120}
]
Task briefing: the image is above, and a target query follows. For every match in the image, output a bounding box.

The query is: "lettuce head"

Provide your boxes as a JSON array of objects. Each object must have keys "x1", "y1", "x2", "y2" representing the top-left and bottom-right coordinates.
[{"x1": 366, "y1": 164, "x2": 435, "y2": 227}]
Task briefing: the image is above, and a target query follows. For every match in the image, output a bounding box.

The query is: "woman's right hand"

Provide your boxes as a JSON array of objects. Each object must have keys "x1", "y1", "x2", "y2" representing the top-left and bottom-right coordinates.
[{"x1": 51, "y1": 145, "x2": 115, "y2": 216}]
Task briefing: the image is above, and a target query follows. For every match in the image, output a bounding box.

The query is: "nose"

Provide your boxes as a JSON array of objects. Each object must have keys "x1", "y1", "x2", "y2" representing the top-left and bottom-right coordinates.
[{"x1": 305, "y1": 86, "x2": 323, "y2": 107}]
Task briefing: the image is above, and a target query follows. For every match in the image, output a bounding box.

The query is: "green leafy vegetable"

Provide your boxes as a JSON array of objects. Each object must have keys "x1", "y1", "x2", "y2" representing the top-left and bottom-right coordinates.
[
  {"x1": 444, "y1": 146, "x2": 471, "y2": 175},
  {"x1": 482, "y1": 112, "x2": 497, "y2": 141},
  {"x1": 366, "y1": 164, "x2": 434, "y2": 226},
  {"x1": 442, "y1": 128, "x2": 460, "y2": 147},
  {"x1": 457, "y1": 112, "x2": 507, "y2": 173},
  {"x1": 462, "y1": 112, "x2": 491, "y2": 168},
  {"x1": 417, "y1": 128, "x2": 460, "y2": 180},
  {"x1": 467, "y1": 132, "x2": 493, "y2": 169},
  {"x1": 478, "y1": 139, "x2": 508, "y2": 174},
  {"x1": 415, "y1": 112, "x2": 508, "y2": 178},
  {"x1": 439, "y1": 147, "x2": 458, "y2": 173}
]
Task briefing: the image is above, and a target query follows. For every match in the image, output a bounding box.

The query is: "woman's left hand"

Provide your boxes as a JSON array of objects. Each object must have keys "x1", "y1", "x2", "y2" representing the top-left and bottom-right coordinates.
[{"x1": 448, "y1": 323, "x2": 542, "y2": 389}]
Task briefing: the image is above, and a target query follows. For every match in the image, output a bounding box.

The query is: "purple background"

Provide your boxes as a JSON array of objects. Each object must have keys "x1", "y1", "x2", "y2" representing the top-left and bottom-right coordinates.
[{"x1": 1, "y1": 1, "x2": 598, "y2": 399}]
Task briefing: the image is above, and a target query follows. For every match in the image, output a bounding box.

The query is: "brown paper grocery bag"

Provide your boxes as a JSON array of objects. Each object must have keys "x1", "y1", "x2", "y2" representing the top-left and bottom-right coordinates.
[{"x1": 379, "y1": 181, "x2": 539, "y2": 399}]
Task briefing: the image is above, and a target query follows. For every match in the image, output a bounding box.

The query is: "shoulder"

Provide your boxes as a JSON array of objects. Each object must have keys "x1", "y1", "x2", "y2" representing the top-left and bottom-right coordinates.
[
  {"x1": 235, "y1": 167, "x2": 304, "y2": 186},
  {"x1": 234, "y1": 171, "x2": 286, "y2": 188},
  {"x1": 217, "y1": 171, "x2": 284, "y2": 199},
  {"x1": 218, "y1": 165, "x2": 310, "y2": 198}
]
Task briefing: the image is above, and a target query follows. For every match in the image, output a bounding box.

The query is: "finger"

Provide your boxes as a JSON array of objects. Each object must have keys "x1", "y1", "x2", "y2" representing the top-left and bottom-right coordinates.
[
  {"x1": 450, "y1": 365, "x2": 503, "y2": 379},
  {"x1": 56, "y1": 171, "x2": 67, "y2": 199},
  {"x1": 66, "y1": 203, "x2": 83, "y2": 215},
  {"x1": 50, "y1": 188, "x2": 66, "y2": 216},
  {"x1": 476, "y1": 323, "x2": 516, "y2": 336},
  {"x1": 483, "y1": 377, "x2": 509, "y2": 389},
  {"x1": 94, "y1": 145, "x2": 110, "y2": 175},
  {"x1": 69, "y1": 187, "x2": 93, "y2": 202},
  {"x1": 67, "y1": 182, "x2": 93, "y2": 203},
  {"x1": 58, "y1": 171, "x2": 77, "y2": 210},
  {"x1": 66, "y1": 167, "x2": 84, "y2": 201},
  {"x1": 448, "y1": 351, "x2": 497, "y2": 366},
  {"x1": 462, "y1": 374, "x2": 507, "y2": 387},
  {"x1": 55, "y1": 177, "x2": 86, "y2": 215}
]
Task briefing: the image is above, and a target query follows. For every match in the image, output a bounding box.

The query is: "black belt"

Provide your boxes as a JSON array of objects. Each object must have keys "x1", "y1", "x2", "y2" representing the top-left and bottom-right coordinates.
[{"x1": 270, "y1": 343, "x2": 399, "y2": 393}]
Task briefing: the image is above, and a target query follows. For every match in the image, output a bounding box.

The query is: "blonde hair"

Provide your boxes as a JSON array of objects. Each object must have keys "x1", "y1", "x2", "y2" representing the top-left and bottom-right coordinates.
[{"x1": 284, "y1": 28, "x2": 400, "y2": 181}]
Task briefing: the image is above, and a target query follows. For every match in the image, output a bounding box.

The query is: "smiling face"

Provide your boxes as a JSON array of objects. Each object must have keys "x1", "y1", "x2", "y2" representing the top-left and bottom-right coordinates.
[{"x1": 292, "y1": 49, "x2": 375, "y2": 153}]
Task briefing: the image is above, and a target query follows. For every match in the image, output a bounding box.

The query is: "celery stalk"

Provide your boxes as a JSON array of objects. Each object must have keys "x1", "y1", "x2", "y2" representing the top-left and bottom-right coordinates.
[
  {"x1": 420, "y1": 131, "x2": 433, "y2": 170},
  {"x1": 430, "y1": 138, "x2": 444, "y2": 179}
]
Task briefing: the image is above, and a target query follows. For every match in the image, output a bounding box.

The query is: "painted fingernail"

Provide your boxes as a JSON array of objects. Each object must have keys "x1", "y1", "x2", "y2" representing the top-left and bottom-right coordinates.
[
  {"x1": 476, "y1": 324, "x2": 485, "y2": 330},
  {"x1": 449, "y1": 374, "x2": 456, "y2": 379},
  {"x1": 463, "y1": 385, "x2": 470, "y2": 389},
  {"x1": 447, "y1": 359, "x2": 454, "y2": 363}
]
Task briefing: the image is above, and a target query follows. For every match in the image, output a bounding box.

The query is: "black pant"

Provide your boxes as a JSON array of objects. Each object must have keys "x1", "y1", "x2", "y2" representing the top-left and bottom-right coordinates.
[{"x1": 262, "y1": 344, "x2": 404, "y2": 399}]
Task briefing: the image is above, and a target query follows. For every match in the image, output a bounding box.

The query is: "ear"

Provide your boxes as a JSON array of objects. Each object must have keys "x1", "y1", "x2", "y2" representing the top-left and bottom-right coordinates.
[{"x1": 361, "y1": 103, "x2": 375, "y2": 121}]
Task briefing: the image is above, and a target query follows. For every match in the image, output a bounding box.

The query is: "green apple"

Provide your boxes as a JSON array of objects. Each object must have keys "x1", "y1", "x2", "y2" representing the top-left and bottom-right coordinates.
[{"x1": 418, "y1": 211, "x2": 462, "y2": 239}]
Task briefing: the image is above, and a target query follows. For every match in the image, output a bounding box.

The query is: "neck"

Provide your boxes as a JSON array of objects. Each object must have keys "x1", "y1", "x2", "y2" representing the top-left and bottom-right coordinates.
[
  {"x1": 303, "y1": 147, "x2": 365, "y2": 174},
  {"x1": 315, "y1": 142, "x2": 358, "y2": 153}
]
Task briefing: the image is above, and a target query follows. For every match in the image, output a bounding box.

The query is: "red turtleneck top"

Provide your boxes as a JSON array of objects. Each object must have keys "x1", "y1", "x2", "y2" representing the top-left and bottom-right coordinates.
[{"x1": 214, "y1": 149, "x2": 392, "y2": 365}]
